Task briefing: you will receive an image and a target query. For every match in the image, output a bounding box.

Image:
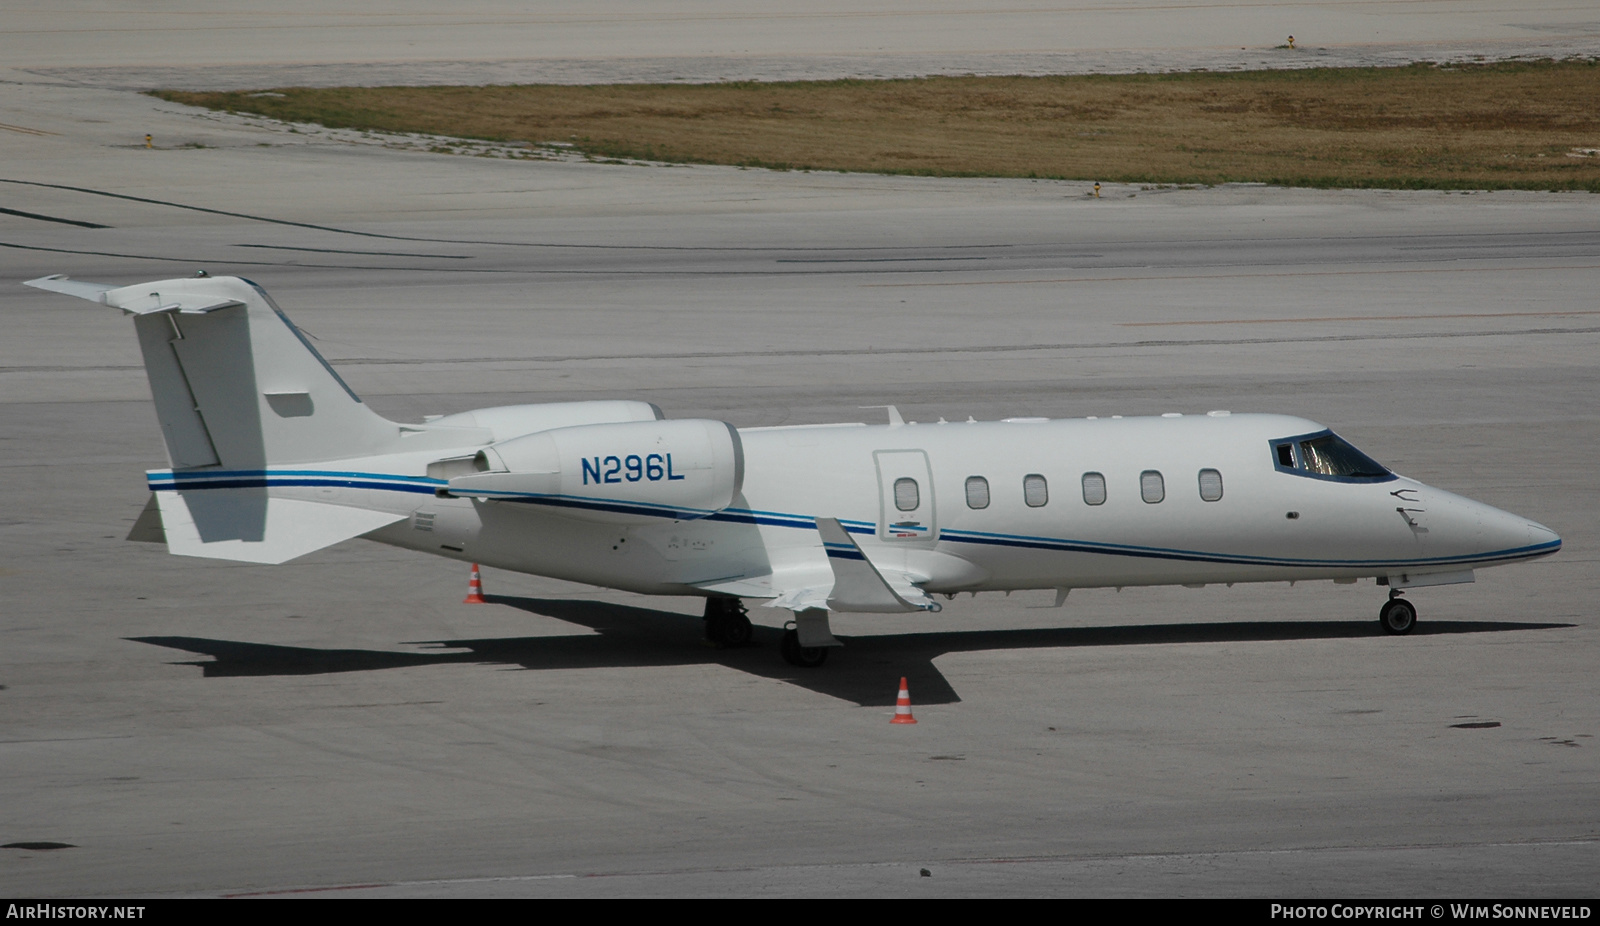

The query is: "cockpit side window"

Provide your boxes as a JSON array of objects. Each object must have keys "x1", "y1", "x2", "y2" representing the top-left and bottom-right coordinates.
[{"x1": 1269, "y1": 430, "x2": 1394, "y2": 483}]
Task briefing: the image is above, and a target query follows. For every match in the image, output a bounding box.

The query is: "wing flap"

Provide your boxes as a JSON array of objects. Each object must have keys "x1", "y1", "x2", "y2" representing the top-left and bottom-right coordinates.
[{"x1": 690, "y1": 574, "x2": 782, "y2": 599}]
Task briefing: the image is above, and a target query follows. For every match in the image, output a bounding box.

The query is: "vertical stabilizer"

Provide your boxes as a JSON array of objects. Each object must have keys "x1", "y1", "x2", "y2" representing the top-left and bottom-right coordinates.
[
  {"x1": 26, "y1": 273, "x2": 491, "y2": 564},
  {"x1": 23, "y1": 273, "x2": 492, "y2": 468},
  {"x1": 102, "y1": 276, "x2": 400, "y2": 469}
]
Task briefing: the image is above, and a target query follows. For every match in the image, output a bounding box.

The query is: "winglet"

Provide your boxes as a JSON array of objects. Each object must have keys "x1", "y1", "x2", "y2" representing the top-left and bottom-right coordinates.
[{"x1": 815, "y1": 517, "x2": 938, "y2": 613}]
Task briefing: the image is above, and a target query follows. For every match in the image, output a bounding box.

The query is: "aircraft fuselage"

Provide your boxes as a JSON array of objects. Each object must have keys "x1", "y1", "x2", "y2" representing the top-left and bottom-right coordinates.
[{"x1": 335, "y1": 412, "x2": 1557, "y2": 599}]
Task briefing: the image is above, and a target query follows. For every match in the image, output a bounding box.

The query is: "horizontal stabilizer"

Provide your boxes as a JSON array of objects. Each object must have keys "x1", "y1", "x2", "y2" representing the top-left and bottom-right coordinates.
[
  {"x1": 24, "y1": 274, "x2": 116, "y2": 302},
  {"x1": 120, "y1": 296, "x2": 244, "y2": 316},
  {"x1": 155, "y1": 489, "x2": 404, "y2": 564},
  {"x1": 25, "y1": 274, "x2": 242, "y2": 314}
]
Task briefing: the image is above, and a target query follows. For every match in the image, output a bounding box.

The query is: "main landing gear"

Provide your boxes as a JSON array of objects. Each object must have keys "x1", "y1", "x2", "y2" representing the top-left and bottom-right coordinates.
[
  {"x1": 1379, "y1": 590, "x2": 1417, "y2": 635},
  {"x1": 779, "y1": 608, "x2": 839, "y2": 668},
  {"x1": 701, "y1": 597, "x2": 833, "y2": 666},
  {"x1": 780, "y1": 629, "x2": 830, "y2": 668},
  {"x1": 703, "y1": 597, "x2": 753, "y2": 647}
]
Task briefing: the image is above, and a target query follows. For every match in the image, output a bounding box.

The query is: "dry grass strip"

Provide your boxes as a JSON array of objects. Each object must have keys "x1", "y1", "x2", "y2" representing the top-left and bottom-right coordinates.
[{"x1": 155, "y1": 61, "x2": 1600, "y2": 191}]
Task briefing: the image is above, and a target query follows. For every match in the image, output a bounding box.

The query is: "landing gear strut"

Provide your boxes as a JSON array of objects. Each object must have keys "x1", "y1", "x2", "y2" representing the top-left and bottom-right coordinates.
[
  {"x1": 1379, "y1": 590, "x2": 1417, "y2": 635},
  {"x1": 704, "y1": 597, "x2": 753, "y2": 647}
]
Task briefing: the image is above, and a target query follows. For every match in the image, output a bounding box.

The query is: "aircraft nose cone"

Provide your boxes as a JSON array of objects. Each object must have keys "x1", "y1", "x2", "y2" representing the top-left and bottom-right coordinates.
[
  {"x1": 1526, "y1": 519, "x2": 1562, "y2": 552},
  {"x1": 1477, "y1": 504, "x2": 1560, "y2": 560},
  {"x1": 1425, "y1": 485, "x2": 1561, "y2": 562}
]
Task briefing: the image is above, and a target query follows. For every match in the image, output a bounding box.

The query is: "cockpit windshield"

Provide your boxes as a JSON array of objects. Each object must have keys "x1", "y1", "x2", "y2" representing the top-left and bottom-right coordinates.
[{"x1": 1271, "y1": 430, "x2": 1393, "y2": 482}]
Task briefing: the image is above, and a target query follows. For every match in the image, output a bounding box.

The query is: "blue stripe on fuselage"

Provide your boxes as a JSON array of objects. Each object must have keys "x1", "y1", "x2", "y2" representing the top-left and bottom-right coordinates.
[{"x1": 145, "y1": 467, "x2": 1559, "y2": 571}]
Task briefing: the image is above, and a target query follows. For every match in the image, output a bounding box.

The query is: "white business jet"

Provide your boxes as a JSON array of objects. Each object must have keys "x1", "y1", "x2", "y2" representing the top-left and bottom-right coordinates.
[{"x1": 27, "y1": 273, "x2": 1561, "y2": 667}]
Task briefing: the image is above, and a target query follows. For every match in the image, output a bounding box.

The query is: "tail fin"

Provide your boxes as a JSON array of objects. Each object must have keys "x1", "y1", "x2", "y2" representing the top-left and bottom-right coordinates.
[
  {"x1": 33, "y1": 274, "x2": 392, "y2": 467},
  {"x1": 26, "y1": 274, "x2": 481, "y2": 467},
  {"x1": 26, "y1": 274, "x2": 490, "y2": 564}
]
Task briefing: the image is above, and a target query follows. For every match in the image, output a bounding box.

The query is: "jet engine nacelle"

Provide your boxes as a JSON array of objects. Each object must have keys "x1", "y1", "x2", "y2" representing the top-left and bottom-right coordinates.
[
  {"x1": 424, "y1": 400, "x2": 663, "y2": 442},
  {"x1": 447, "y1": 419, "x2": 745, "y2": 523}
]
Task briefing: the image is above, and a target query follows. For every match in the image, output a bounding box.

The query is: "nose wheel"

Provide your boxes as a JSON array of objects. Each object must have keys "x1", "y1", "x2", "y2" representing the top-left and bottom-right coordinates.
[
  {"x1": 703, "y1": 597, "x2": 753, "y2": 647},
  {"x1": 1379, "y1": 593, "x2": 1417, "y2": 635}
]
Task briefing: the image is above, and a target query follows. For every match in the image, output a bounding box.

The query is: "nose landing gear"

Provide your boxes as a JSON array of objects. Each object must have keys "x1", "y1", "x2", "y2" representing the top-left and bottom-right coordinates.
[
  {"x1": 1379, "y1": 590, "x2": 1417, "y2": 635},
  {"x1": 704, "y1": 597, "x2": 753, "y2": 647}
]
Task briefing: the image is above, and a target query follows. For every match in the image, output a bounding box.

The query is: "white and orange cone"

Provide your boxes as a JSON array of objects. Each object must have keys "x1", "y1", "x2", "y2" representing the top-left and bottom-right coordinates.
[
  {"x1": 463, "y1": 563, "x2": 487, "y2": 604},
  {"x1": 891, "y1": 676, "x2": 917, "y2": 724}
]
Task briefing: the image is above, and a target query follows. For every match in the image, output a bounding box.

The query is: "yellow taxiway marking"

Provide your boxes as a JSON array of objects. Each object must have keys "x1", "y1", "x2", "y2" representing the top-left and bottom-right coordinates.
[{"x1": 0, "y1": 122, "x2": 59, "y2": 137}]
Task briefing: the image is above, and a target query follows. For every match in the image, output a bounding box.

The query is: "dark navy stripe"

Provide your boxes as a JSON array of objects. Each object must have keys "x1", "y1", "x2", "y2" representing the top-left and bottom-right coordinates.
[
  {"x1": 150, "y1": 477, "x2": 438, "y2": 494},
  {"x1": 501, "y1": 495, "x2": 712, "y2": 521},
  {"x1": 150, "y1": 469, "x2": 442, "y2": 484},
  {"x1": 940, "y1": 528, "x2": 1560, "y2": 570},
  {"x1": 704, "y1": 510, "x2": 816, "y2": 529}
]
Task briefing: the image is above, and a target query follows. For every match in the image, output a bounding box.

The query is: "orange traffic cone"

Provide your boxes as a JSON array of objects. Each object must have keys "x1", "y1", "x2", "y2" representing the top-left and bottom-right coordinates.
[
  {"x1": 891, "y1": 677, "x2": 917, "y2": 724},
  {"x1": 463, "y1": 564, "x2": 487, "y2": 604}
]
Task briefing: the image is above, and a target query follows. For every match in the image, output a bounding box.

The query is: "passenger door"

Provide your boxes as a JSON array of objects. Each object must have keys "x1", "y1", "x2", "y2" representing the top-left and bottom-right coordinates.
[{"x1": 874, "y1": 450, "x2": 936, "y2": 542}]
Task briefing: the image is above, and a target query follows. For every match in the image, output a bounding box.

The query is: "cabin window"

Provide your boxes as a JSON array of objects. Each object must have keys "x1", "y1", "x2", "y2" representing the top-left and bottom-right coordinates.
[
  {"x1": 1081, "y1": 472, "x2": 1107, "y2": 506},
  {"x1": 893, "y1": 477, "x2": 920, "y2": 512},
  {"x1": 1023, "y1": 474, "x2": 1048, "y2": 508},
  {"x1": 1198, "y1": 468, "x2": 1223, "y2": 502},
  {"x1": 965, "y1": 476, "x2": 990, "y2": 509},
  {"x1": 1140, "y1": 470, "x2": 1165, "y2": 504}
]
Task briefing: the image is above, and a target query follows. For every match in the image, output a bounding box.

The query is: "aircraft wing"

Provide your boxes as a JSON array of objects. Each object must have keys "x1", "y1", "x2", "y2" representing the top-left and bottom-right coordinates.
[
  {"x1": 691, "y1": 518, "x2": 939, "y2": 613},
  {"x1": 690, "y1": 569, "x2": 831, "y2": 611},
  {"x1": 814, "y1": 517, "x2": 939, "y2": 612}
]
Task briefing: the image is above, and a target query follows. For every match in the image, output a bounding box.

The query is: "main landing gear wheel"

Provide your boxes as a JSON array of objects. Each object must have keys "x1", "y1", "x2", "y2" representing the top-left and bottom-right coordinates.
[
  {"x1": 1379, "y1": 597, "x2": 1417, "y2": 635},
  {"x1": 703, "y1": 598, "x2": 753, "y2": 647},
  {"x1": 780, "y1": 629, "x2": 829, "y2": 668}
]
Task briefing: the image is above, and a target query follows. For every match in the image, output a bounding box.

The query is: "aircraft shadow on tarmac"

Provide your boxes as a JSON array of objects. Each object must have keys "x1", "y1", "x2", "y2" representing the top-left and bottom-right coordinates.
[{"x1": 127, "y1": 596, "x2": 1573, "y2": 707}]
